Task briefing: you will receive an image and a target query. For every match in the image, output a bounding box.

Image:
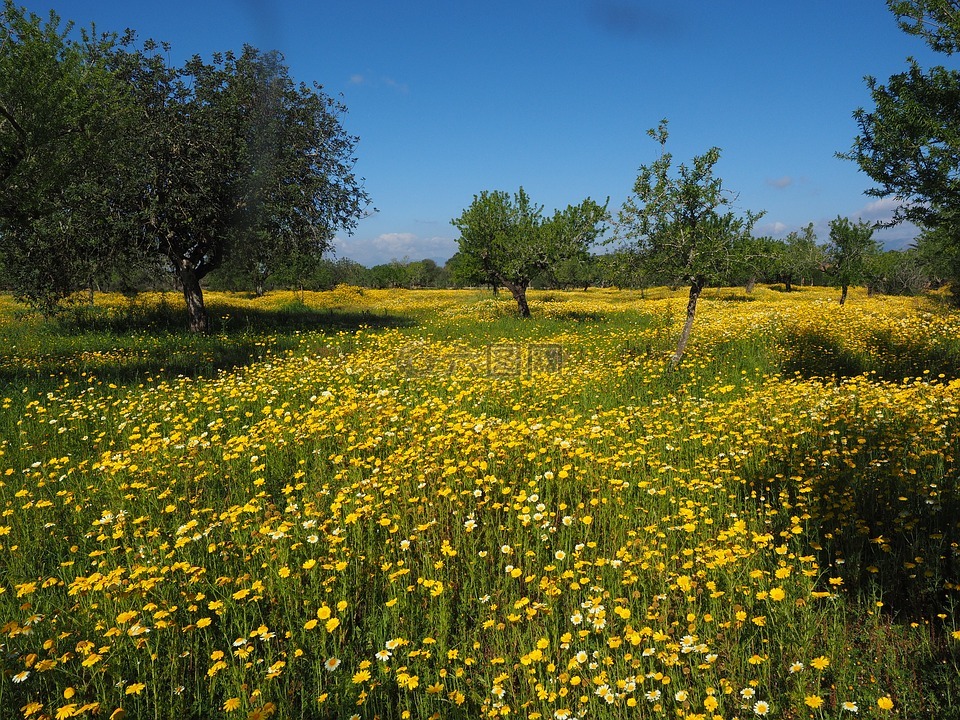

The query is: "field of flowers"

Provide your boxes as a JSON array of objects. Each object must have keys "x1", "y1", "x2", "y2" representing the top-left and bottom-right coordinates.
[{"x1": 0, "y1": 285, "x2": 958, "y2": 720}]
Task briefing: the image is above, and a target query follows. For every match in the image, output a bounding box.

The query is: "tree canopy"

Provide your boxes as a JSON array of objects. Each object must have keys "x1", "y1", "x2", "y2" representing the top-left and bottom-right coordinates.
[
  {"x1": 844, "y1": 0, "x2": 960, "y2": 296},
  {"x1": 616, "y1": 120, "x2": 761, "y2": 367},
  {"x1": 0, "y1": 3, "x2": 371, "y2": 329},
  {"x1": 825, "y1": 216, "x2": 880, "y2": 305},
  {"x1": 0, "y1": 1, "x2": 142, "y2": 313},
  {"x1": 451, "y1": 188, "x2": 607, "y2": 317}
]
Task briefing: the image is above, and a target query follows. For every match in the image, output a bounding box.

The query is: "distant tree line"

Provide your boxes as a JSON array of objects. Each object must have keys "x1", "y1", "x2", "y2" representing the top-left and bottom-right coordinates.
[{"x1": 190, "y1": 225, "x2": 947, "y2": 302}]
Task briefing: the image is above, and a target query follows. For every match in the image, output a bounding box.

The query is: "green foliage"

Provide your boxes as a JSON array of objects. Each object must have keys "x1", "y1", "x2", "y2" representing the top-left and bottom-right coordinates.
[
  {"x1": 826, "y1": 217, "x2": 881, "y2": 304},
  {"x1": 778, "y1": 223, "x2": 825, "y2": 290},
  {"x1": 0, "y1": 3, "x2": 371, "y2": 329},
  {"x1": 616, "y1": 120, "x2": 763, "y2": 290},
  {"x1": 846, "y1": 61, "x2": 960, "y2": 229},
  {"x1": 888, "y1": 0, "x2": 960, "y2": 54},
  {"x1": 0, "y1": 1, "x2": 143, "y2": 314},
  {"x1": 107, "y1": 40, "x2": 371, "y2": 330},
  {"x1": 451, "y1": 187, "x2": 607, "y2": 316},
  {"x1": 845, "y1": 0, "x2": 960, "y2": 294},
  {"x1": 615, "y1": 119, "x2": 762, "y2": 365}
]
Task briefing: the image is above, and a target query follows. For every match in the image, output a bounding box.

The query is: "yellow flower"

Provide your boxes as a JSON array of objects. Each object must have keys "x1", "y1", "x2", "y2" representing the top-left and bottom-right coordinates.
[
  {"x1": 196, "y1": 617, "x2": 212, "y2": 628},
  {"x1": 877, "y1": 696, "x2": 894, "y2": 710},
  {"x1": 124, "y1": 683, "x2": 146, "y2": 696},
  {"x1": 325, "y1": 617, "x2": 340, "y2": 632},
  {"x1": 352, "y1": 669, "x2": 371, "y2": 684},
  {"x1": 804, "y1": 695, "x2": 824, "y2": 709},
  {"x1": 810, "y1": 655, "x2": 830, "y2": 670},
  {"x1": 223, "y1": 698, "x2": 242, "y2": 712},
  {"x1": 55, "y1": 705, "x2": 78, "y2": 720}
]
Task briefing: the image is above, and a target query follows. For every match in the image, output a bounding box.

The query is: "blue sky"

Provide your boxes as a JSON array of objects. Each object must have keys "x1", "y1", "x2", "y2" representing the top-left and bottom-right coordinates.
[{"x1": 22, "y1": 0, "x2": 950, "y2": 265}]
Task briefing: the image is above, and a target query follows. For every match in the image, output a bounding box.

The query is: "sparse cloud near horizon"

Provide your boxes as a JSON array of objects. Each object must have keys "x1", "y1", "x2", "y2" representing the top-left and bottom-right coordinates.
[{"x1": 333, "y1": 232, "x2": 457, "y2": 266}]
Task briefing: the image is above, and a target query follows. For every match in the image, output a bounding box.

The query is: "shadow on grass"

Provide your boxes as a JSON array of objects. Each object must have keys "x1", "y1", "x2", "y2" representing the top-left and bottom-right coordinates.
[
  {"x1": 779, "y1": 327, "x2": 960, "y2": 382},
  {"x1": 0, "y1": 301, "x2": 416, "y2": 389},
  {"x1": 740, "y1": 405, "x2": 960, "y2": 712},
  {"x1": 748, "y1": 408, "x2": 959, "y2": 621}
]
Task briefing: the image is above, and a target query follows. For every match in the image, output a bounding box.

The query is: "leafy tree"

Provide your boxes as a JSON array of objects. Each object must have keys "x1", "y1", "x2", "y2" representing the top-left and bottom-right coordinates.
[
  {"x1": 728, "y1": 234, "x2": 778, "y2": 291},
  {"x1": 615, "y1": 120, "x2": 762, "y2": 368},
  {"x1": 108, "y1": 39, "x2": 370, "y2": 331},
  {"x1": 451, "y1": 188, "x2": 607, "y2": 317},
  {"x1": 0, "y1": 2, "x2": 143, "y2": 313},
  {"x1": 542, "y1": 253, "x2": 599, "y2": 290},
  {"x1": 844, "y1": 1, "x2": 960, "y2": 294},
  {"x1": 824, "y1": 216, "x2": 881, "y2": 304},
  {"x1": 862, "y1": 248, "x2": 932, "y2": 295},
  {"x1": 777, "y1": 223, "x2": 824, "y2": 291},
  {"x1": 914, "y1": 223, "x2": 960, "y2": 289},
  {"x1": 445, "y1": 250, "x2": 493, "y2": 290}
]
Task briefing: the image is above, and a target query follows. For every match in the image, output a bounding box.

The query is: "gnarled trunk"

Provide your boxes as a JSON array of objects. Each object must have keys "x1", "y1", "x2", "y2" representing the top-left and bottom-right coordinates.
[
  {"x1": 178, "y1": 263, "x2": 210, "y2": 333},
  {"x1": 505, "y1": 281, "x2": 531, "y2": 318},
  {"x1": 670, "y1": 280, "x2": 704, "y2": 370}
]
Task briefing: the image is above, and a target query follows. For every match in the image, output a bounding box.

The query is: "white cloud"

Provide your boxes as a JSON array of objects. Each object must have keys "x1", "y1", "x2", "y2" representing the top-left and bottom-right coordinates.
[
  {"x1": 346, "y1": 72, "x2": 408, "y2": 93},
  {"x1": 854, "y1": 196, "x2": 907, "y2": 224},
  {"x1": 756, "y1": 220, "x2": 788, "y2": 236},
  {"x1": 765, "y1": 176, "x2": 793, "y2": 189},
  {"x1": 333, "y1": 232, "x2": 458, "y2": 266},
  {"x1": 381, "y1": 76, "x2": 409, "y2": 94}
]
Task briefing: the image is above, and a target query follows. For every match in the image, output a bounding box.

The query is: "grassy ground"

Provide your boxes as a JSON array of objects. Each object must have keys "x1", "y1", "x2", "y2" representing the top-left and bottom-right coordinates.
[{"x1": 0, "y1": 285, "x2": 958, "y2": 720}]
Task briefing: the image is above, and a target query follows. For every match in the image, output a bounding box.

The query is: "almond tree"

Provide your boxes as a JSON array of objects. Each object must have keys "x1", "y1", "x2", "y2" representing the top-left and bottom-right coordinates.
[
  {"x1": 451, "y1": 187, "x2": 607, "y2": 317},
  {"x1": 616, "y1": 120, "x2": 762, "y2": 368}
]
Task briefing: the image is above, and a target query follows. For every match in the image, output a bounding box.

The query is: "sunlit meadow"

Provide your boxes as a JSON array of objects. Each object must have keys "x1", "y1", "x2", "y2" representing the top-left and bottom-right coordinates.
[{"x1": 1, "y1": 285, "x2": 958, "y2": 720}]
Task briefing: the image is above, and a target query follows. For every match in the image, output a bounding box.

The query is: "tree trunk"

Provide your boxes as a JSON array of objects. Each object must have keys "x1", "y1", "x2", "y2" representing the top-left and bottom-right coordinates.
[
  {"x1": 839, "y1": 284, "x2": 848, "y2": 306},
  {"x1": 505, "y1": 281, "x2": 531, "y2": 318},
  {"x1": 178, "y1": 264, "x2": 210, "y2": 333},
  {"x1": 670, "y1": 280, "x2": 703, "y2": 370},
  {"x1": 784, "y1": 275, "x2": 793, "y2": 292}
]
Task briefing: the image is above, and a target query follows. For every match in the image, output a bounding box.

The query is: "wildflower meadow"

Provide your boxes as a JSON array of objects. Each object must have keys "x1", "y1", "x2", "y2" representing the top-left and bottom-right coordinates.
[{"x1": 0, "y1": 286, "x2": 958, "y2": 720}]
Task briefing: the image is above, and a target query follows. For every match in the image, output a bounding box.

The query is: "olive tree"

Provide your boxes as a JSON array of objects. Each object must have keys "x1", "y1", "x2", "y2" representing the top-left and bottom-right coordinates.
[
  {"x1": 824, "y1": 216, "x2": 881, "y2": 305},
  {"x1": 109, "y1": 41, "x2": 371, "y2": 331}
]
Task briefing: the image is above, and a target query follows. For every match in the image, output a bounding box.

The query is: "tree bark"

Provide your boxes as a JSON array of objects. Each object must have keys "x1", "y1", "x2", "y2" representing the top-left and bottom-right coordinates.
[
  {"x1": 178, "y1": 263, "x2": 210, "y2": 332},
  {"x1": 505, "y1": 281, "x2": 531, "y2": 318},
  {"x1": 784, "y1": 275, "x2": 793, "y2": 292},
  {"x1": 670, "y1": 280, "x2": 704, "y2": 370},
  {"x1": 839, "y1": 284, "x2": 848, "y2": 305}
]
